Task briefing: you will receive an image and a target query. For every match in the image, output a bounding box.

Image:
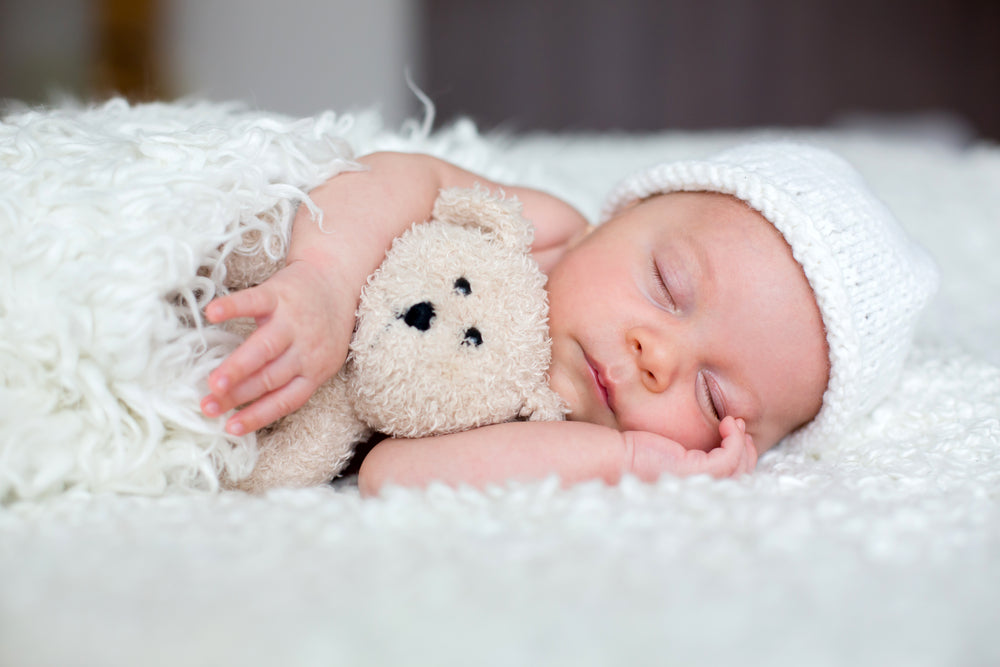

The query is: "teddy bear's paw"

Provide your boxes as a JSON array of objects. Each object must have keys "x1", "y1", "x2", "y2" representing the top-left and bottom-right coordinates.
[
  {"x1": 231, "y1": 374, "x2": 368, "y2": 492},
  {"x1": 521, "y1": 385, "x2": 570, "y2": 423}
]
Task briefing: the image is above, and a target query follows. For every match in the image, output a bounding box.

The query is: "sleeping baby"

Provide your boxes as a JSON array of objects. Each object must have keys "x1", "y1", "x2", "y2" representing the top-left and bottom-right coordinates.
[{"x1": 199, "y1": 141, "x2": 938, "y2": 494}]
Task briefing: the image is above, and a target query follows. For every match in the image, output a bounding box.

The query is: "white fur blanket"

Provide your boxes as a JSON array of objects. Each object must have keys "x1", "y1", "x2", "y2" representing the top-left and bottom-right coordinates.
[{"x1": 1, "y1": 100, "x2": 998, "y2": 666}]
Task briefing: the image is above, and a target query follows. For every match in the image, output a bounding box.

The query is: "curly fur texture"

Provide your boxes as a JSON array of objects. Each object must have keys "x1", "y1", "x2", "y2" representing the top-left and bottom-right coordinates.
[
  {"x1": 0, "y1": 99, "x2": 361, "y2": 502},
  {"x1": 227, "y1": 187, "x2": 567, "y2": 493}
]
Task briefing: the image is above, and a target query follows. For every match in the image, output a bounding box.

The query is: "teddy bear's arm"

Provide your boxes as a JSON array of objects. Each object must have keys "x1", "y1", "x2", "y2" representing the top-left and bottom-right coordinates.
[
  {"x1": 227, "y1": 373, "x2": 370, "y2": 492},
  {"x1": 520, "y1": 385, "x2": 570, "y2": 423},
  {"x1": 357, "y1": 417, "x2": 756, "y2": 496}
]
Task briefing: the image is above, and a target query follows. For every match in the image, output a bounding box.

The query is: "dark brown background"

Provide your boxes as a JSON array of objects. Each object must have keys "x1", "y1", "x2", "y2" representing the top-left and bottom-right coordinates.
[
  {"x1": 3, "y1": 0, "x2": 997, "y2": 140},
  {"x1": 422, "y1": 0, "x2": 1000, "y2": 138}
]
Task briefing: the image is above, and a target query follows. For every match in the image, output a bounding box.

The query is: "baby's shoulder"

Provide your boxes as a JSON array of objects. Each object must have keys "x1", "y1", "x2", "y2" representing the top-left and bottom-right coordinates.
[{"x1": 507, "y1": 188, "x2": 589, "y2": 273}]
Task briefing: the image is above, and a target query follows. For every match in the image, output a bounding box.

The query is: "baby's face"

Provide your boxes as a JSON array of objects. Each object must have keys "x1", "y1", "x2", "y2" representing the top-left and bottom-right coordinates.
[{"x1": 545, "y1": 191, "x2": 828, "y2": 454}]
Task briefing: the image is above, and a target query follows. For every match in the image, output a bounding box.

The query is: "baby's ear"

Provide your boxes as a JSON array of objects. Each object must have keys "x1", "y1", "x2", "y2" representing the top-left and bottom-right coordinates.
[{"x1": 432, "y1": 186, "x2": 534, "y2": 252}]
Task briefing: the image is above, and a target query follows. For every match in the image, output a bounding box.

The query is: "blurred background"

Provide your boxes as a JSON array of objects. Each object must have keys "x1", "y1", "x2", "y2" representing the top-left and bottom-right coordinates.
[{"x1": 1, "y1": 0, "x2": 997, "y2": 140}]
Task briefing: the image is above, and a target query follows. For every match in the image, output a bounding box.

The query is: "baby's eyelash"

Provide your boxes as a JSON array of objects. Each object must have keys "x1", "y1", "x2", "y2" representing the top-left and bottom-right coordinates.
[
  {"x1": 702, "y1": 380, "x2": 719, "y2": 420},
  {"x1": 700, "y1": 373, "x2": 724, "y2": 421},
  {"x1": 649, "y1": 258, "x2": 674, "y2": 308}
]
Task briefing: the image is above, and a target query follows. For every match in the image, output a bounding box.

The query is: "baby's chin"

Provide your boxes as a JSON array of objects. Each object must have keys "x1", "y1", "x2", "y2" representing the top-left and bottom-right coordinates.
[
  {"x1": 554, "y1": 386, "x2": 615, "y2": 429},
  {"x1": 547, "y1": 360, "x2": 618, "y2": 429}
]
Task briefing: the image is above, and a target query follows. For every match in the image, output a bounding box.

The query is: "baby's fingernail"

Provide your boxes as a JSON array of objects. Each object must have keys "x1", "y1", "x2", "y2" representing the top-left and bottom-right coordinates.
[
  {"x1": 203, "y1": 400, "x2": 219, "y2": 416},
  {"x1": 214, "y1": 375, "x2": 229, "y2": 392},
  {"x1": 737, "y1": 418, "x2": 746, "y2": 431},
  {"x1": 227, "y1": 420, "x2": 244, "y2": 436}
]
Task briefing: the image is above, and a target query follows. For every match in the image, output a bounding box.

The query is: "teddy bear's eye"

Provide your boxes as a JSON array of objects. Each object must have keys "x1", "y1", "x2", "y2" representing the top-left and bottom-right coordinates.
[{"x1": 453, "y1": 277, "x2": 472, "y2": 295}]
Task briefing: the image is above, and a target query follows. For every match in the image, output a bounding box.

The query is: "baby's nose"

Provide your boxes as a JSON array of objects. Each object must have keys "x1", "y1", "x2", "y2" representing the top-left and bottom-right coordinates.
[
  {"x1": 403, "y1": 301, "x2": 435, "y2": 331},
  {"x1": 627, "y1": 326, "x2": 676, "y2": 393}
]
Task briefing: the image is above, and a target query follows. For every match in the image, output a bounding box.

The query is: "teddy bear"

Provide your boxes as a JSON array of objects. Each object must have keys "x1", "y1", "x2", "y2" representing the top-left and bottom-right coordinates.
[{"x1": 220, "y1": 186, "x2": 567, "y2": 492}]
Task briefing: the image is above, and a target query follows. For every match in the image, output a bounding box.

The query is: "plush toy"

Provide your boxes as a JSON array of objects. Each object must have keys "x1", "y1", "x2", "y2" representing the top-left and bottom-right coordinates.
[{"x1": 221, "y1": 186, "x2": 567, "y2": 492}]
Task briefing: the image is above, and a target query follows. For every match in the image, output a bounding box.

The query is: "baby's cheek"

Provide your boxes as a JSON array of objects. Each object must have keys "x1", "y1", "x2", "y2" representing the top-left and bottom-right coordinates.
[
  {"x1": 747, "y1": 426, "x2": 782, "y2": 456},
  {"x1": 551, "y1": 385, "x2": 583, "y2": 423}
]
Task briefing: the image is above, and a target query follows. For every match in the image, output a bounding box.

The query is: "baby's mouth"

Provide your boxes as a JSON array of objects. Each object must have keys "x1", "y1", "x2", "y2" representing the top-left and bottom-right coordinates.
[{"x1": 585, "y1": 354, "x2": 612, "y2": 413}]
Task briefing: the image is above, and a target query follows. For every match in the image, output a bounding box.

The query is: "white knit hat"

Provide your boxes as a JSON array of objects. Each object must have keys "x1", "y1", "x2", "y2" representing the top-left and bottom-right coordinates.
[{"x1": 601, "y1": 141, "x2": 939, "y2": 448}]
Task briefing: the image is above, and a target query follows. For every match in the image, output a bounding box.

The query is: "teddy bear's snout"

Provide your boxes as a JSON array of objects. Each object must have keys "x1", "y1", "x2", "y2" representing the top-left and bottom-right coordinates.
[
  {"x1": 403, "y1": 301, "x2": 435, "y2": 331},
  {"x1": 400, "y1": 300, "x2": 484, "y2": 347}
]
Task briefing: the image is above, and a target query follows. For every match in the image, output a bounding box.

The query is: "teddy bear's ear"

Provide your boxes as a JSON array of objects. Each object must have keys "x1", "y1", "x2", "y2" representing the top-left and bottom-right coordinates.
[{"x1": 432, "y1": 186, "x2": 535, "y2": 252}]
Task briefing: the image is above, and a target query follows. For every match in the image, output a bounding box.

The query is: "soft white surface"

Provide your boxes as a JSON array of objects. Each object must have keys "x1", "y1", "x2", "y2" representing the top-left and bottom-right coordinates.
[
  {"x1": 0, "y1": 100, "x2": 362, "y2": 500},
  {"x1": 1, "y1": 102, "x2": 999, "y2": 666}
]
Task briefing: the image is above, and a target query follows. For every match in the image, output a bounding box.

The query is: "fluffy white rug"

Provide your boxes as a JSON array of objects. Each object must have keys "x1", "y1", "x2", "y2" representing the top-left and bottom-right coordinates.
[
  {"x1": 0, "y1": 100, "x2": 370, "y2": 499},
  {"x1": 1, "y1": 100, "x2": 998, "y2": 666}
]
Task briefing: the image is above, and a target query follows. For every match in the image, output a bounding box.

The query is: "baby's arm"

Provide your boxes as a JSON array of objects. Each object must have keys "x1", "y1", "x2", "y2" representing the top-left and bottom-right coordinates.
[
  {"x1": 202, "y1": 152, "x2": 589, "y2": 435},
  {"x1": 357, "y1": 417, "x2": 756, "y2": 496}
]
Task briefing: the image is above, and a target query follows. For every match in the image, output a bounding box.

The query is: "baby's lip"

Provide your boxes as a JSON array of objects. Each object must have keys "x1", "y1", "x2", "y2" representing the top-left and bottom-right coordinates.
[{"x1": 585, "y1": 353, "x2": 615, "y2": 416}]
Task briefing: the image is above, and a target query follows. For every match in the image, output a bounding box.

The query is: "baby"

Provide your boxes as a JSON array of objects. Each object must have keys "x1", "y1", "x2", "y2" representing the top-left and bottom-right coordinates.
[{"x1": 199, "y1": 142, "x2": 938, "y2": 494}]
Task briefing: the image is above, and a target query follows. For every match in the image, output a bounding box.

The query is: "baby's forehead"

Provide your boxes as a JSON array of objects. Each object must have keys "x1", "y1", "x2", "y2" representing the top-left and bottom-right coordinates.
[
  {"x1": 673, "y1": 190, "x2": 763, "y2": 219},
  {"x1": 648, "y1": 190, "x2": 784, "y2": 245}
]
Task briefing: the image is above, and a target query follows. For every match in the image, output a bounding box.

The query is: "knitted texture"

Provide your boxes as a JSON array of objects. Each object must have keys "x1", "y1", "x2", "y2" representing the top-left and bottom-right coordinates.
[{"x1": 601, "y1": 142, "x2": 940, "y2": 448}]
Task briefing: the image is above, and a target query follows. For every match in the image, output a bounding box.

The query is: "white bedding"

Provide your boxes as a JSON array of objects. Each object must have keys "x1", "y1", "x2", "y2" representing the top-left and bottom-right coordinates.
[{"x1": 1, "y1": 101, "x2": 998, "y2": 666}]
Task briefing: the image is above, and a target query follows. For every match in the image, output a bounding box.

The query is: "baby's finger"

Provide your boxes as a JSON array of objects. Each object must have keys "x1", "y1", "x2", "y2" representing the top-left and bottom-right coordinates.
[
  {"x1": 727, "y1": 432, "x2": 757, "y2": 477},
  {"x1": 718, "y1": 415, "x2": 740, "y2": 440},
  {"x1": 225, "y1": 376, "x2": 315, "y2": 435},
  {"x1": 205, "y1": 286, "x2": 276, "y2": 324},
  {"x1": 208, "y1": 323, "x2": 293, "y2": 396},
  {"x1": 707, "y1": 419, "x2": 745, "y2": 477},
  {"x1": 211, "y1": 353, "x2": 303, "y2": 415}
]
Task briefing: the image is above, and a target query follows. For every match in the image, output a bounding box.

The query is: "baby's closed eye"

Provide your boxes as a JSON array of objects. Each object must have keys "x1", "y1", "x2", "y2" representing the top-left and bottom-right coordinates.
[
  {"x1": 648, "y1": 257, "x2": 676, "y2": 311},
  {"x1": 698, "y1": 371, "x2": 726, "y2": 422}
]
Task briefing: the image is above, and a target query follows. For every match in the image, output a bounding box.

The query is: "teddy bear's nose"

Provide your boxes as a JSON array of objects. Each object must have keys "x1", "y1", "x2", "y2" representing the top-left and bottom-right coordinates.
[{"x1": 403, "y1": 301, "x2": 435, "y2": 331}]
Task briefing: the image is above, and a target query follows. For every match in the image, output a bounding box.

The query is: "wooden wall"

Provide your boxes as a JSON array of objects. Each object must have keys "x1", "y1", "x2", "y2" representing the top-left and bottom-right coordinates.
[{"x1": 421, "y1": 0, "x2": 1000, "y2": 139}]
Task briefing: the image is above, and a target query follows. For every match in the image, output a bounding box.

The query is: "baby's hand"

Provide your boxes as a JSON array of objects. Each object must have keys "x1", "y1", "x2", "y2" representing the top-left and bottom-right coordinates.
[
  {"x1": 200, "y1": 260, "x2": 356, "y2": 435},
  {"x1": 624, "y1": 416, "x2": 757, "y2": 482}
]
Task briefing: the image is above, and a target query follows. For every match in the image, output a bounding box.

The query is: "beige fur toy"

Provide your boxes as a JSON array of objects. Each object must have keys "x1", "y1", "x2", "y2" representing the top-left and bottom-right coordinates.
[{"x1": 222, "y1": 186, "x2": 567, "y2": 492}]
